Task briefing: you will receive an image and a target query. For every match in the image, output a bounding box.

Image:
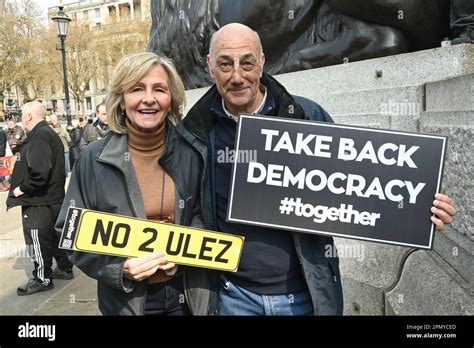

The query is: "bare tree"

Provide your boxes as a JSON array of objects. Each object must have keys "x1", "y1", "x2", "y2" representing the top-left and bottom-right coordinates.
[
  {"x1": 1, "y1": 0, "x2": 152, "y2": 116},
  {"x1": 0, "y1": 0, "x2": 52, "y2": 105},
  {"x1": 0, "y1": 0, "x2": 23, "y2": 109},
  {"x1": 64, "y1": 22, "x2": 99, "y2": 117},
  {"x1": 97, "y1": 9, "x2": 151, "y2": 88}
]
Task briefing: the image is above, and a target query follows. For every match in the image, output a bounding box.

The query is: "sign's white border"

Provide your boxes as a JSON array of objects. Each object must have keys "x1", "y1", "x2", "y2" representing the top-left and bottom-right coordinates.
[{"x1": 227, "y1": 114, "x2": 447, "y2": 249}]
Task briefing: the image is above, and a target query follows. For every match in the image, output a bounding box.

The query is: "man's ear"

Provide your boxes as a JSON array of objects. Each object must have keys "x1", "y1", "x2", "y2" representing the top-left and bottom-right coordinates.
[
  {"x1": 260, "y1": 53, "x2": 266, "y2": 77},
  {"x1": 207, "y1": 54, "x2": 215, "y2": 80}
]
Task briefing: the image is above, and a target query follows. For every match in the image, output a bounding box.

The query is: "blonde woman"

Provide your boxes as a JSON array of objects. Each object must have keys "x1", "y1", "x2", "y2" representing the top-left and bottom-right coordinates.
[{"x1": 55, "y1": 52, "x2": 203, "y2": 315}]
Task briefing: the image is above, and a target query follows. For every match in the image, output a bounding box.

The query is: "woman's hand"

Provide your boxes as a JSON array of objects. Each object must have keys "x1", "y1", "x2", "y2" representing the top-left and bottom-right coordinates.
[
  {"x1": 123, "y1": 252, "x2": 168, "y2": 281},
  {"x1": 161, "y1": 263, "x2": 179, "y2": 276}
]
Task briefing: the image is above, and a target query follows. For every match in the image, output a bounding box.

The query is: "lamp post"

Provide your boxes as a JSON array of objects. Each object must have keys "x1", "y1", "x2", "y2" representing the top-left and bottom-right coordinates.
[{"x1": 51, "y1": 7, "x2": 72, "y2": 126}]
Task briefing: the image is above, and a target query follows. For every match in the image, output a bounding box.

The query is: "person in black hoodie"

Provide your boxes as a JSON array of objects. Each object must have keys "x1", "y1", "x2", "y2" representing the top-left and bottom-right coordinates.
[{"x1": 7, "y1": 100, "x2": 73, "y2": 296}]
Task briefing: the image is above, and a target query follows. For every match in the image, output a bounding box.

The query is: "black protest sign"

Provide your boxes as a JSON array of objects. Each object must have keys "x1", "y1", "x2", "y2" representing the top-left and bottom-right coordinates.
[{"x1": 227, "y1": 115, "x2": 447, "y2": 249}]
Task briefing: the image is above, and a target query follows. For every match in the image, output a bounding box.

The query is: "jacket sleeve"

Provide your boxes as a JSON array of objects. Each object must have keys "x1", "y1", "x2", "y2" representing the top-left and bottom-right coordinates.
[
  {"x1": 55, "y1": 148, "x2": 137, "y2": 293},
  {"x1": 70, "y1": 128, "x2": 81, "y2": 146},
  {"x1": 82, "y1": 124, "x2": 97, "y2": 145},
  {"x1": 19, "y1": 131, "x2": 53, "y2": 195}
]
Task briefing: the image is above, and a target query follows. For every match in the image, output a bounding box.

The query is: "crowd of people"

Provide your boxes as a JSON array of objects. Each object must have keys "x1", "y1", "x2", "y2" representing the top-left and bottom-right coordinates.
[
  {"x1": 0, "y1": 104, "x2": 111, "y2": 190},
  {"x1": 0, "y1": 120, "x2": 26, "y2": 191},
  {"x1": 3, "y1": 23, "x2": 458, "y2": 316}
]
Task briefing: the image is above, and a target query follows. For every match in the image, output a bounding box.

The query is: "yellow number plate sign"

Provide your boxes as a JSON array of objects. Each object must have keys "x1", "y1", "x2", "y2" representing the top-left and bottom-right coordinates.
[{"x1": 59, "y1": 207, "x2": 244, "y2": 272}]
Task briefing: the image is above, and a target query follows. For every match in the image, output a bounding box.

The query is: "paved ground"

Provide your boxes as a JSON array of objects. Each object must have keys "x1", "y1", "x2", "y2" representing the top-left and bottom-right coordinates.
[{"x1": 0, "y1": 183, "x2": 101, "y2": 315}]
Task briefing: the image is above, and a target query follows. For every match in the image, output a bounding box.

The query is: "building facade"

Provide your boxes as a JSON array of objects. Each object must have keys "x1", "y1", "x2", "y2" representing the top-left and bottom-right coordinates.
[{"x1": 45, "y1": 0, "x2": 150, "y2": 119}]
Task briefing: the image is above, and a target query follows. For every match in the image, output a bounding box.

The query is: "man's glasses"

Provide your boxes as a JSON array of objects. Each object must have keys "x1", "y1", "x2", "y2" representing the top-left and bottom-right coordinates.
[{"x1": 216, "y1": 60, "x2": 260, "y2": 73}]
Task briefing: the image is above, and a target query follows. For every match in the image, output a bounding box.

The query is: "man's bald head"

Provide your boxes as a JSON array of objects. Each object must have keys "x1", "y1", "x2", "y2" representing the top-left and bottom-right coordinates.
[
  {"x1": 206, "y1": 23, "x2": 266, "y2": 116},
  {"x1": 209, "y1": 23, "x2": 263, "y2": 61},
  {"x1": 22, "y1": 101, "x2": 46, "y2": 118},
  {"x1": 21, "y1": 101, "x2": 46, "y2": 131}
]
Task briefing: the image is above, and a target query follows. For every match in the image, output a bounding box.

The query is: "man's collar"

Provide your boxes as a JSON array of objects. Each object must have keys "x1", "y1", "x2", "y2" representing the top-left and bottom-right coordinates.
[
  {"x1": 211, "y1": 84, "x2": 276, "y2": 123},
  {"x1": 95, "y1": 120, "x2": 108, "y2": 130},
  {"x1": 27, "y1": 120, "x2": 48, "y2": 133}
]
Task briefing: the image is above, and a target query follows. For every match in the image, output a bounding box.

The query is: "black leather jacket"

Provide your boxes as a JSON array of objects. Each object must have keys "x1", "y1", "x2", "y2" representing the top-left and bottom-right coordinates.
[{"x1": 55, "y1": 122, "x2": 203, "y2": 315}]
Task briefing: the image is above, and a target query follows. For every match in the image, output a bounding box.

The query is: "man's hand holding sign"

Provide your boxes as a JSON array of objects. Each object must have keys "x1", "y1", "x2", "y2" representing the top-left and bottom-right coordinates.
[
  {"x1": 431, "y1": 193, "x2": 456, "y2": 231},
  {"x1": 228, "y1": 115, "x2": 456, "y2": 248}
]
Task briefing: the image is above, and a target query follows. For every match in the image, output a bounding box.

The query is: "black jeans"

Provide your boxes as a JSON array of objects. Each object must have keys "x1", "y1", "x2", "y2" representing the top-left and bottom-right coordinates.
[{"x1": 145, "y1": 274, "x2": 190, "y2": 316}]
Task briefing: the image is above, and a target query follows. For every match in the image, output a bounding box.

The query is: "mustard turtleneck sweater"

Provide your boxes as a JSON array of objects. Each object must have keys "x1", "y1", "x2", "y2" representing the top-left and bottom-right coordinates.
[
  {"x1": 126, "y1": 118, "x2": 175, "y2": 223},
  {"x1": 126, "y1": 118, "x2": 176, "y2": 284}
]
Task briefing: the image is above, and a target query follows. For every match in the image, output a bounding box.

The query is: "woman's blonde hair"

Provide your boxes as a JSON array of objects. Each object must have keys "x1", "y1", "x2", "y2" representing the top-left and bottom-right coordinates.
[{"x1": 106, "y1": 52, "x2": 186, "y2": 134}]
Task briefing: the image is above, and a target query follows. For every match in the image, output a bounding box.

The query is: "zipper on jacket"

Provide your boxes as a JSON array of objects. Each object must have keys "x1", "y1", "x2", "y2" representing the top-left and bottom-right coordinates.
[
  {"x1": 159, "y1": 162, "x2": 188, "y2": 225},
  {"x1": 180, "y1": 126, "x2": 217, "y2": 230}
]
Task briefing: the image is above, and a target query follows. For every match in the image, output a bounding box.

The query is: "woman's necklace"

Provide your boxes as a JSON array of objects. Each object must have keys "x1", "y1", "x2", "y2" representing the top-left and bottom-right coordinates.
[
  {"x1": 159, "y1": 170, "x2": 172, "y2": 223},
  {"x1": 160, "y1": 170, "x2": 165, "y2": 221}
]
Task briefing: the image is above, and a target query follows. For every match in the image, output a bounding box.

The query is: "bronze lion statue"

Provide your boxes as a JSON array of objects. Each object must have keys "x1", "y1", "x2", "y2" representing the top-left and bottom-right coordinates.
[{"x1": 148, "y1": 0, "x2": 451, "y2": 89}]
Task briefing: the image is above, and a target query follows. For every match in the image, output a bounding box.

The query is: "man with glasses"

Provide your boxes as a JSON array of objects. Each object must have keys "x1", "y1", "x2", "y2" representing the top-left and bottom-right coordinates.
[{"x1": 181, "y1": 23, "x2": 457, "y2": 316}]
